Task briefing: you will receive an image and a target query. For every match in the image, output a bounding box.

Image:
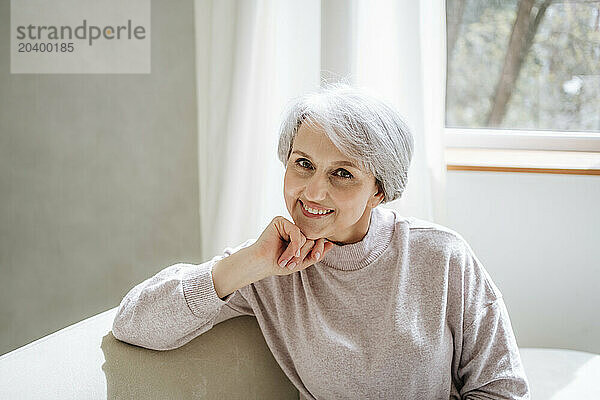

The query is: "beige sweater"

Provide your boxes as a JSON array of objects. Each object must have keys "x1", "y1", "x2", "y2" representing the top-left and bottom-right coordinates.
[{"x1": 112, "y1": 206, "x2": 530, "y2": 399}]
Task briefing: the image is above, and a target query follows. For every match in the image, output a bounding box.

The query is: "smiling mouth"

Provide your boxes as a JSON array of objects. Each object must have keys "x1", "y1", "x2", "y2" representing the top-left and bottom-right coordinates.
[{"x1": 299, "y1": 200, "x2": 334, "y2": 216}]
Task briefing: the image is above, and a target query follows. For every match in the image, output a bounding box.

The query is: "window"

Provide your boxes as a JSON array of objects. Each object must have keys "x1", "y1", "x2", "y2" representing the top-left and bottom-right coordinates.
[{"x1": 445, "y1": 0, "x2": 600, "y2": 153}]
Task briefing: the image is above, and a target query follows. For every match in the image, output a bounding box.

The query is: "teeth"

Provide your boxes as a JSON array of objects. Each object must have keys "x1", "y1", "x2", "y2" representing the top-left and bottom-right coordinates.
[{"x1": 302, "y1": 202, "x2": 333, "y2": 215}]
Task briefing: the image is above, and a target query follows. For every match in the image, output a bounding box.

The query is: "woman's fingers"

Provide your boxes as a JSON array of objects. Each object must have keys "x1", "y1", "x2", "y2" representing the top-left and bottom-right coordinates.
[
  {"x1": 270, "y1": 217, "x2": 337, "y2": 271},
  {"x1": 289, "y1": 238, "x2": 335, "y2": 270},
  {"x1": 286, "y1": 240, "x2": 315, "y2": 269},
  {"x1": 284, "y1": 219, "x2": 307, "y2": 257},
  {"x1": 323, "y1": 240, "x2": 334, "y2": 254},
  {"x1": 309, "y1": 238, "x2": 325, "y2": 262},
  {"x1": 276, "y1": 218, "x2": 306, "y2": 268}
]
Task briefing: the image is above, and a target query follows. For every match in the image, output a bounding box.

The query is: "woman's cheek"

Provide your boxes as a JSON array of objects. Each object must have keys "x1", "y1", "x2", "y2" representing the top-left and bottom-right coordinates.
[
  {"x1": 284, "y1": 173, "x2": 305, "y2": 199},
  {"x1": 332, "y1": 186, "x2": 362, "y2": 208},
  {"x1": 286, "y1": 172, "x2": 303, "y2": 190}
]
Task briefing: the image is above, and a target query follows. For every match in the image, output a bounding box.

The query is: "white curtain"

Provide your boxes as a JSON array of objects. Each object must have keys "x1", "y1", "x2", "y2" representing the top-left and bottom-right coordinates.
[
  {"x1": 194, "y1": 0, "x2": 447, "y2": 260},
  {"x1": 194, "y1": 0, "x2": 321, "y2": 259},
  {"x1": 351, "y1": 0, "x2": 448, "y2": 224}
]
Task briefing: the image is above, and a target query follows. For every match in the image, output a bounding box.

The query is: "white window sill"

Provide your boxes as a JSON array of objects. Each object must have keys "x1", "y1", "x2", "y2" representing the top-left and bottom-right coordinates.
[{"x1": 445, "y1": 148, "x2": 600, "y2": 175}]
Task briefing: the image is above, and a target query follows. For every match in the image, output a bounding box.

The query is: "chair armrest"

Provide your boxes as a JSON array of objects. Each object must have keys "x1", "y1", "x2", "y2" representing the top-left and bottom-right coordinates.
[{"x1": 519, "y1": 347, "x2": 600, "y2": 399}]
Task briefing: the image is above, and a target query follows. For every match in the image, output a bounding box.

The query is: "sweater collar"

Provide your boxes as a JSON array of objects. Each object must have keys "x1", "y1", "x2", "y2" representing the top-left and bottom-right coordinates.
[{"x1": 320, "y1": 206, "x2": 396, "y2": 271}]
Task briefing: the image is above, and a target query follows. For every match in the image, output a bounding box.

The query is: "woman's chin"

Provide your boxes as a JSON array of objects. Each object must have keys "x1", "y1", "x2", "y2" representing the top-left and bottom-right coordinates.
[
  {"x1": 305, "y1": 234, "x2": 323, "y2": 241},
  {"x1": 294, "y1": 220, "x2": 325, "y2": 240}
]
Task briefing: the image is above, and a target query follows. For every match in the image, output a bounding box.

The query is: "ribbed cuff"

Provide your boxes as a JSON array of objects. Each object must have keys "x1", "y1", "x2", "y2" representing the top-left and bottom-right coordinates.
[{"x1": 181, "y1": 261, "x2": 232, "y2": 319}]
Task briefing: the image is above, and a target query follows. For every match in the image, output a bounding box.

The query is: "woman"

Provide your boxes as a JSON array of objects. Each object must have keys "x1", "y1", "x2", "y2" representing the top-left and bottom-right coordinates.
[{"x1": 112, "y1": 83, "x2": 530, "y2": 399}]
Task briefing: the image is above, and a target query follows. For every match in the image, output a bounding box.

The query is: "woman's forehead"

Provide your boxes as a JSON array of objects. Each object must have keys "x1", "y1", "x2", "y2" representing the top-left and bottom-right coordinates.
[{"x1": 293, "y1": 123, "x2": 361, "y2": 169}]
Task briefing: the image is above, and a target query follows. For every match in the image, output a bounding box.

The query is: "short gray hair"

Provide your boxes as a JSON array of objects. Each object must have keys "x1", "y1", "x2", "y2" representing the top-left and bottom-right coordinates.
[{"x1": 277, "y1": 82, "x2": 414, "y2": 203}]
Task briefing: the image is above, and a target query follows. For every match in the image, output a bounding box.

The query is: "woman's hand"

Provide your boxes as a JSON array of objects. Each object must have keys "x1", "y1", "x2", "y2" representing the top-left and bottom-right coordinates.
[{"x1": 250, "y1": 216, "x2": 334, "y2": 277}]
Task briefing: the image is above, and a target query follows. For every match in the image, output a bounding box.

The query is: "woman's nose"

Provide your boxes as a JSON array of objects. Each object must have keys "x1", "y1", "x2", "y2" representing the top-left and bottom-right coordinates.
[{"x1": 305, "y1": 174, "x2": 328, "y2": 201}]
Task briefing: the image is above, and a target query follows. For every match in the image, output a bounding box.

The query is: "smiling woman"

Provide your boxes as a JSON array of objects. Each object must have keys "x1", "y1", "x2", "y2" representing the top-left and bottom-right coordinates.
[
  {"x1": 278, "y1": 84, "x2": 413, "y2": 245},
  {"x1": 112, "y1": 83, "x2": 531, "y2": 399},
  {"x1": 283, "y1": 124, "x2": 383, "y2": 244}
]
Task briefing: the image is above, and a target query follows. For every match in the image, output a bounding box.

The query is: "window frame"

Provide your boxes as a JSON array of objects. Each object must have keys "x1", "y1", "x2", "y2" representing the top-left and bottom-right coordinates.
[
  {"x1": 446, "y1": 128, "x2": 600, "y2": 152},
  {"x1": 439, "y1": 0, "x2": 600, "y2": 154}
]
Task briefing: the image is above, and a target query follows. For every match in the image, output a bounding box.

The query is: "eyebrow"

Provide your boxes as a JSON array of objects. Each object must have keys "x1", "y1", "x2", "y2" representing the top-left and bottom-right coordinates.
[{"x1": 291, "y1": 150, "x2": 359, "y2": 169}]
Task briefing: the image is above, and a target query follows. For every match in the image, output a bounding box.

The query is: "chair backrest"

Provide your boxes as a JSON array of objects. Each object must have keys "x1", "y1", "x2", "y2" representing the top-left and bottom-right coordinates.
[{"x1": 103, "y1": 314, "x2": 299, "y2": 399}]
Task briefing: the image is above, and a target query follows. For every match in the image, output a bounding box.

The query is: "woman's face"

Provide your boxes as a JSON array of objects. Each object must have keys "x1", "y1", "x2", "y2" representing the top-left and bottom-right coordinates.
[{"x1": 283, "y1": 122, "x2": 384, "y2": 244}]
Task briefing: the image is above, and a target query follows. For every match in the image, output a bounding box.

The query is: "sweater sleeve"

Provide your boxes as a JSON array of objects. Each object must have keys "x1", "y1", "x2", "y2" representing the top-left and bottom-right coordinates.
[
  {"x1": 111, "y1": 238, "x2": 256, "y2": 351},
  {"x1": 458, "y1": 298, "x2": 530, "y2": 399},
  {"x1": 453, "y1": 240, "x2": 531, "y2": 399}
]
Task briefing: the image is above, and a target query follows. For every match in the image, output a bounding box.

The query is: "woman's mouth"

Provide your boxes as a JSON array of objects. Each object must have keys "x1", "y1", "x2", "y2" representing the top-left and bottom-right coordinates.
[{"x1": 299, "y1": 200, "x2": 334, "y2": 219}]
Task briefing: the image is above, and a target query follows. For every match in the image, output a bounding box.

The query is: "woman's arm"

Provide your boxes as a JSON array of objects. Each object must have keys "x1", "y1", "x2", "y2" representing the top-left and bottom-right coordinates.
[
  {"x1": 457, "y1": 297, "x2": 530, "y2": 399},
  {"x1": 211, "y1": 243, "x2": 268, "y2": 299},
  {"x1": 111, "y1": 239, "x2": 257, "y2": 351},
  {"x1": 112, "y1": 216, "x2": 332, "y2": 351},
  {"x1": 451, "y1": 239, "x2": 531, "y2": 399}
]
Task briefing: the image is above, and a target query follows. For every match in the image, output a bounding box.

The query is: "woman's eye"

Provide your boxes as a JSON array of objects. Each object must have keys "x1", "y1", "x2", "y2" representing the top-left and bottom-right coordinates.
[
  {"x1": 335, "y1": 169, "x2": 353, "y2": 179},
  {"x1": 296, "y1": 159, "x2": 312, "y2": 169},
  {"x1": 295, "y1": 159, "x2": 352, "y2": 179}
]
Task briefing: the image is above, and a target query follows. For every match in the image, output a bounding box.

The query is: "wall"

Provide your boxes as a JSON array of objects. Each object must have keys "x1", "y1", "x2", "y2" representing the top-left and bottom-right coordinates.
[
  {"x1": 446, "y1": 170, "x2": 600, "y2": 354},
  {"x1": 0, "y1": 0, "x2": 201, "y2": 355}
]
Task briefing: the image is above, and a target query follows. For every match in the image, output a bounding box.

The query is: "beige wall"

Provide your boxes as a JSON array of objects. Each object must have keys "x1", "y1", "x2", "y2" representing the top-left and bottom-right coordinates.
[{"x1": 0, "y1": 0, "x2": 201, "y2": 355}]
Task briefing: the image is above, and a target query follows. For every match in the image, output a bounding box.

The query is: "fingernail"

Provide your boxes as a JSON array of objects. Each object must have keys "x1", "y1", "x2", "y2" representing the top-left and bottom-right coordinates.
[
  {"x1": 288, "y1": 262, "x2": 296, "y2": 269},
  {"x1": 315, "y1": 252, "x2": 321, "y2": 259},
  {"x1": 279, "y1": 259, "x2": 288, "y2": 268},
  {"x1": 295, "y1": 249, "x2": 301, "y2": 257}
]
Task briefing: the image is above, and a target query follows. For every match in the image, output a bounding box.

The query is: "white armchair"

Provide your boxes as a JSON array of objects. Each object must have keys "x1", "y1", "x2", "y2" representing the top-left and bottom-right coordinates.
[{"x1": 1, "y1": 307, "x2": 598, "y2": 399}]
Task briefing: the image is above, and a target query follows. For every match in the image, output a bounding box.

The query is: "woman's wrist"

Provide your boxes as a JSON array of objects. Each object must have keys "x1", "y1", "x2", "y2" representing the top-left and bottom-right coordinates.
[{"x1": 211, "y1": 245, "x2": 268, "y2": 299}]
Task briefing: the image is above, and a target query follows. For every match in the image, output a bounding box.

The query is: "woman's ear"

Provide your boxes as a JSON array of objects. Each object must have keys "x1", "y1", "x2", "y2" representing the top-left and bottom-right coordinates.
[{"x1": 371, "y1": 187, "x2": 384, "y2": 208}]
